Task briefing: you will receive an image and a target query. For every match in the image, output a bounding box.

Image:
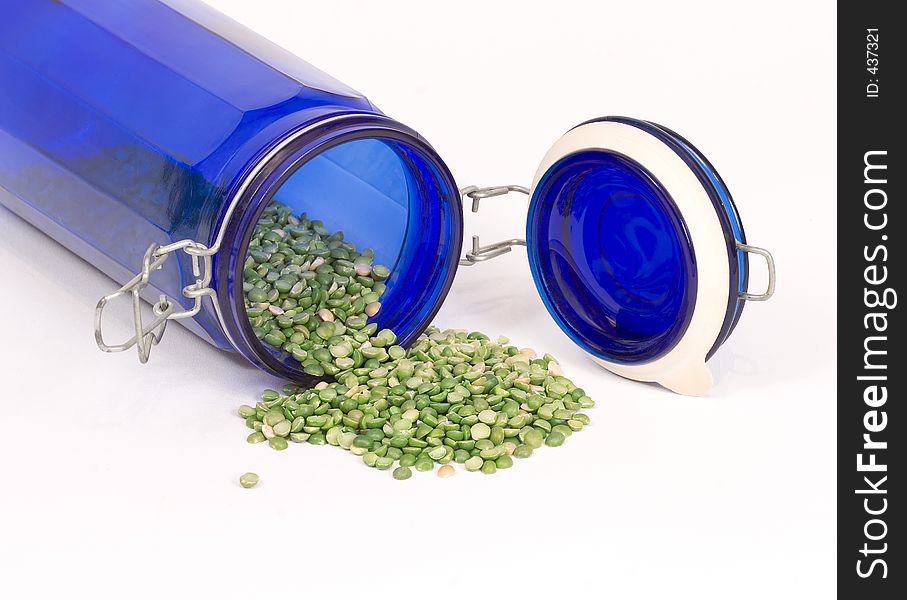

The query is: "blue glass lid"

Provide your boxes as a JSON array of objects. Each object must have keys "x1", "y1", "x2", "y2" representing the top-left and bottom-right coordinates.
[{"x1": 526, "y1": 117, "x2": 755, "y2": 395}]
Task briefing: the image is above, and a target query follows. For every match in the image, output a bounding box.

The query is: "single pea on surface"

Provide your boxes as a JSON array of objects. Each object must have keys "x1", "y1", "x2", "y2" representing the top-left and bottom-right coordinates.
[
  {"x1": 437, "y1": 465, "x2": 455, "y2": 478},
  {"x1": 393, "y1": 466, "x2": 412, "y2": 480},
  {"x1": 239, "y1": 472, "x2": 259, "y2": 489}
]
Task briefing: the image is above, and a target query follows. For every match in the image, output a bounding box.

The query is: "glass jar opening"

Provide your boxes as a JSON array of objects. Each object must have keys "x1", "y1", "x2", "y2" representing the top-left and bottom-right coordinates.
[{"x1": 219, "y1": 121, "x2": 462, "y2": 382}]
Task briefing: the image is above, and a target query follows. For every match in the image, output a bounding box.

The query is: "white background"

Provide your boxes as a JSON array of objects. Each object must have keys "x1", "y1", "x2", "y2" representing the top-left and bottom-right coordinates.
[{"x1": 0, "y1": 1, "x2": 836, "y2": 598}]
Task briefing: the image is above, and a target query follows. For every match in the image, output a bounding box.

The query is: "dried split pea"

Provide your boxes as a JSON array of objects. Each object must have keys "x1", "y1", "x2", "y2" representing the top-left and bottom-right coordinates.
[
  {"x1": 239, "y1": 472, "x2": 259, "y2": 488},
  {"x1": 437, "y1": 465, "x2": 455, "y2": 478}
]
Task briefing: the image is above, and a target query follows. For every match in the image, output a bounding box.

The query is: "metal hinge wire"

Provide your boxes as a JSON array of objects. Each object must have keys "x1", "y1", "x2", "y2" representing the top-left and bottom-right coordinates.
[{"x1": 458, "y1": 184, "x2": 530, "y2": 266}]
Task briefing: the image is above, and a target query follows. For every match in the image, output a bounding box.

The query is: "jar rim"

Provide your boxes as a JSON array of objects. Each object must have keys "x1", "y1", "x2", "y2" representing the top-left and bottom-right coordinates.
[{"x1": 212, "y1": 113, "x2": 463, "y2": 382}]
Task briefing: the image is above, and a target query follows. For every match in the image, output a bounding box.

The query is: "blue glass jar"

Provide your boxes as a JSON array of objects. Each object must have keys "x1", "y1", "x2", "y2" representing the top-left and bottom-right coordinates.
[
  {"x1": 0, "y1": 1, "x2": 773, "y2": 394},
  {"x1": 0, "y1": 0, "x2": 462, "y2": 382}
]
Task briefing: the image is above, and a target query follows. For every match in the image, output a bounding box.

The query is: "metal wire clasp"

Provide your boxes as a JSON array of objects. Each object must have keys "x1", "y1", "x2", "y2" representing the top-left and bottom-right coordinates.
[
  {"x1": 736, "y1": 243, "x2": 776, "y2": 301},
  {"x1": 459, "y1": 185, "x2": 530, "y2": 266},
  {"x1": 94, "y1": 240, "x2": 217, "y2": 363}
]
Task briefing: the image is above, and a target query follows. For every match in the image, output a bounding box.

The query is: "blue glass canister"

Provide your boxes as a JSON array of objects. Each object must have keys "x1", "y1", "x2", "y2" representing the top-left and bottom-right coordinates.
[
  {"x1": 0, "y1": 0, "x2": 463, "y2": 382},
  {"x1": 0, "y1": 1, "x2": 774, "y2": 395}
]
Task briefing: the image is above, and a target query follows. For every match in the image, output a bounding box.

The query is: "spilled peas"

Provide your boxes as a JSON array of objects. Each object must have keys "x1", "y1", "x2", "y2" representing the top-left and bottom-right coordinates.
[
  {"x1": 239, "y1": 326, "x2": 593, "y2": 478},
  {"x1": 240, "y1": 203, "x2": 593, "y2": 479}
]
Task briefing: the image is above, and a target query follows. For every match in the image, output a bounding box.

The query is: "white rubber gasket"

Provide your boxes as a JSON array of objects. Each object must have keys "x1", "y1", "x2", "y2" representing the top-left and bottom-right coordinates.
[{"x1": 530, "y1": 121, "x2": 729, "y2": 396}]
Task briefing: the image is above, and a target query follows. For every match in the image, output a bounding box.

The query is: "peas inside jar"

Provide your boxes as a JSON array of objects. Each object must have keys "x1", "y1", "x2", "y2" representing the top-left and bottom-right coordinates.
[{"x1": 242, "y1": 201, "x2": 392, "y2": 377}]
